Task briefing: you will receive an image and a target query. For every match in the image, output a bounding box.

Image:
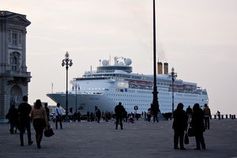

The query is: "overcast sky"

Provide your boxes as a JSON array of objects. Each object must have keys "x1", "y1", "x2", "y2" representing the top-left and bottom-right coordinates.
[{"x1": 1, "y1": 0, "x2": 237, "y2": 114}]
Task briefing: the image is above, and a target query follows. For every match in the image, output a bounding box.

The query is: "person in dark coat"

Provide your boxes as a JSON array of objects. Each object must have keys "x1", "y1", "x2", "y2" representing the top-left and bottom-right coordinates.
[
  {"x1": 6, "y1": 102, "x2": 18, "y2": 134},
  {"x1": 114, "y1": 102, "x2": 125, "y2": 130},
  {"x1": 203, "y1": 104, "x2": 211, "y2": 130},
  {"x1": 44, "y1": 103, "x2": 50, "y2": 121},
  {"x1": 186, "y1": 106, "x2": 192, "y2": 118},
  {"x1": 95, "y1": 107, "x2": 101, "y2": 123},
  {"x1": 18, "y1": 96, "x2": 33, "y2": 146},
  {"x1": 191, "y1": 103, "x2": 206, "y2": 150},
  {"x1": 172, "y1": 103, "x2": 187, "y2": 150}
]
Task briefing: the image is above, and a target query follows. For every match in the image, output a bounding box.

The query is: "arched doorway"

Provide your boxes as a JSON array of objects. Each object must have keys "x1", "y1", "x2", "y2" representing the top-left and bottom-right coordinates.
[{"x1": 10, "y1": 85, "x2": 23, "y2": 105}]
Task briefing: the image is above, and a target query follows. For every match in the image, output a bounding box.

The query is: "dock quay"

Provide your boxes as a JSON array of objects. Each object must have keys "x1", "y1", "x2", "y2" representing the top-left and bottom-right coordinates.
[{"x1": 0, "y1": 119, "x2": 237, "y2": 158}]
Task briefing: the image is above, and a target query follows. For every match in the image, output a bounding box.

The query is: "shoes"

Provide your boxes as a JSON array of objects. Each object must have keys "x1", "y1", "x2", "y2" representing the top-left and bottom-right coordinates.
[
  {"x1": 28, "y1": 141, "x2": 33, "y2": 145},
  {"x1": 37, "y1": 144, "x2": 41, "y2": 149},
  {"x1": 180, "y1": 147, "x2": 186, "y2": 150}
]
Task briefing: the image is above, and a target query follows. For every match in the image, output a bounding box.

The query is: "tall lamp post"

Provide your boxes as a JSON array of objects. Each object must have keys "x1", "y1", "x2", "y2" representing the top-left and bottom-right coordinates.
[
  {"x1": 151, "y1": 0, "x2": 160, "y2": 116},
  {"x1": 171, "y1": 67, "x2": 177, "y2": 117},
  {"x1": 62, "y1": 52, "x2": 73, "y2": 120}
]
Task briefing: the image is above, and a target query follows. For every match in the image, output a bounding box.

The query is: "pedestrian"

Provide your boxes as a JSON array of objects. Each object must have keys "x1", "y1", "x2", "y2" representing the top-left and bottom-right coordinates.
[
  {"x1": 186, "y1": 106, "x2": 193, "y2": 127},
  {"x1": 203, "y1": 104, "x2": 211, "y2": 129},
  {"x1": 191, "y1": 103, "x2": 206, "y2": 150},
  {"x1": 31, "y1": 99, "x2": 49, "y2": 149},
  {"x1": 217, "y1": 110, "x2": 221, "y2": 120},
  {"x1": 147, "y1": 108, "x2": 151, "y2": 122},
  {"x1": 6, "y1": 101, "x2": 18, "y2": 134},
  {"x1": 172, "y1": 103, "x2": 187, "y2": 150},
  {"x1": 18, "y1": 95, "x2": 33, "y2": 146},
  {"x1": 114, "y1": 102, "x2": 125, "y2": 130},
  {"x1": 87, "y1": 111, "x2": 90, "y2": 122},
  {"x1": 186, "y1": 106, "x2": 192, "y2": 119},
  {"x1": 90, "y1": 112, "x2": 95, "y2": 122},
  {"x1": 44, "y1": 103, "x2": 50, "y2": 121},
  {"x1": 76, "y1": 111, "x2": 81, "y2": 122},
  {"x1": 55, "y1": 103, "x2": 63, "y2": 129},
  {"x1": 69, "y1": 107, "x2": 73, "y2": 121},
  {"x1": 95, "y1": 107, "x2": 101, "y2": 123}
]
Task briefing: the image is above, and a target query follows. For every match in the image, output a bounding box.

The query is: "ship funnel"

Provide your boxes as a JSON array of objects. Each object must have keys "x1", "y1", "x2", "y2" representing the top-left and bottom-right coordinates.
[
  {"x1": 164, "y1": 62, "x2": 169, "y2": 74},
  {"x1": 157, "y1": 62, "x2": 163, "y2": 74}
]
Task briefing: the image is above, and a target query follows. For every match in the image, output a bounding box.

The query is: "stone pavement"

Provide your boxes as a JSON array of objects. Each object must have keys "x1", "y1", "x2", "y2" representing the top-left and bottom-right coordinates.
[{"x1": 0, "y1": 119, "x2": 237, "y2": 158}]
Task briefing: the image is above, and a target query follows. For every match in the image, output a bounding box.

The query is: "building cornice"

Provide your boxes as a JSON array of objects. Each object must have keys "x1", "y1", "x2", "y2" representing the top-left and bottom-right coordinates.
[{"x1": 0, "y1": 10, "x2": 31, "y2": 27}]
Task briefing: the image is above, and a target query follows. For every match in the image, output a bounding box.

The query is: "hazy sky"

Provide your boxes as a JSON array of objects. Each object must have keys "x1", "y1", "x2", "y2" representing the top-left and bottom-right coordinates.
[{"x1": 1, "y1": 0, "x2": 237, "y2": 114}]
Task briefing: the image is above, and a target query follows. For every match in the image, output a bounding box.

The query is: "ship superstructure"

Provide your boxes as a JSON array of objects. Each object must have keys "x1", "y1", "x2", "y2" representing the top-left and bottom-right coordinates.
[{"x1": 47, "y1": 57, "x2": 208, "y2": 114}]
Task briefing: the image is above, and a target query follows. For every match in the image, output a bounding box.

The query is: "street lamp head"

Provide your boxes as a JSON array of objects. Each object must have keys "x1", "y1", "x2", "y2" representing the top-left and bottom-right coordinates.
[
  {"x1": 171, "y1": 67, "x2": 177, "y2": 81},
  {"x1": 69, "y1": 60, "x2": 73, "y2": 67},
  {"x1": 62, "y1": 60, "x2": 65, "y2": 67},
  {"x1": 62, "y1": 52, "x2": 73, "y2": 67}
]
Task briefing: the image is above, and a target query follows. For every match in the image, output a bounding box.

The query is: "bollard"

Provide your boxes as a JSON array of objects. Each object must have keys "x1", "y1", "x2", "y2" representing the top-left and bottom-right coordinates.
[
  {"x1": 221, "y1": 115, "x2": 224, "y2": 119},
  {"x1": 226, "y1": 114, "x2": 228, "y2": 119},
  {"x1": 230, "y1": 114, "x2": 232, "y2": 119},
  {"x1": 214, "y1": 115, "x2": 216, "y2": 119}
]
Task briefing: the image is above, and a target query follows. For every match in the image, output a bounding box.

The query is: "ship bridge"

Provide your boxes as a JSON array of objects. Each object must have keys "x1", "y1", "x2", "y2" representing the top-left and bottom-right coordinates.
[{"x1": 97, "y1": 65, "x2": 132, "y2": 73}]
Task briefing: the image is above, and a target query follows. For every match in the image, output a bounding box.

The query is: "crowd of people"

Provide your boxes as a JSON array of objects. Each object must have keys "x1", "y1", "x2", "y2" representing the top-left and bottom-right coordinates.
[
  {"x1": 6, "y1": 96, "x2": 49, "y2": 148},
  {"x1": 172, "y1": 103, "x2": 211, "y2": 150},
  {"x1": 5, "y1": 96, "x2": 213, "y2": 151}
]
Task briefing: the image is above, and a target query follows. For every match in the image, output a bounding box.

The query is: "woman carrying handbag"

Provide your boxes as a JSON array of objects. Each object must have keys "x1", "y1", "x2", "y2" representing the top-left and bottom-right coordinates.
[{"x1": 31, "y1": 99, "x2": 49, "y2": 149}]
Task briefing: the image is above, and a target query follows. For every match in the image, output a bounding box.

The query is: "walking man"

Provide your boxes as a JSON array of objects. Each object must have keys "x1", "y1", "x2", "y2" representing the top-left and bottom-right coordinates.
[
  {"x1": 18, "y1": 96, "x2": 33, "y2": 146},
  {"x1": 114, "y1": 102, "x2": 125, "y2": 130},
  {"x1": 203, "y1": 104, "x2": 211, "y2": 129},
  {"x1": 172, "y1": 103, "x2": 187, "y2": 150},
  {"x1": 55, "y1": 103, "x2": 63, "y2": 129}
]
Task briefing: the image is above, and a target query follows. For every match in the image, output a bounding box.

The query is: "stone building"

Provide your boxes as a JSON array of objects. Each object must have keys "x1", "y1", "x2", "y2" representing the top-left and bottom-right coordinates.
[{"x1": 0, "y1": 11, "x2": 31, "y2": 120}]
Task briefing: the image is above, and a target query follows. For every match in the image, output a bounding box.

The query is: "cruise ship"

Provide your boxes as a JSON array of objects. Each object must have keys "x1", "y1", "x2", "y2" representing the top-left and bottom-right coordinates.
[{"x1": 47, "y1": 57, "x2": 208, "y2": 114}]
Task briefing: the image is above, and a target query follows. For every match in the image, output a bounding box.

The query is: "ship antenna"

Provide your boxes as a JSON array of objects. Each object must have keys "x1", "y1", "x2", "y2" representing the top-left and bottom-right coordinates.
[
  {"x1": 109, "y1": 55, "x2": 111, "y2": 65},
  {"x1": 99, "y1": 59, "x2": 102, "y2": 66},
  {"x1": 90, "y1": 65, "x2": 92, "y2": 73},
  {"x1": 51, "y1": 82, "x2": 54, "y2": 93}
]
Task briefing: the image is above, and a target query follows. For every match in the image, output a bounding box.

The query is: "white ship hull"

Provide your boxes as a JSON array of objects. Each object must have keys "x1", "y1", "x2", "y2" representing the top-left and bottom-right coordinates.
[
  {"x1": 47, "y1": 57, "x2": 208, "y2": 114},
  {"x1": 47, "y1": 89, "x2": 208, "y2": 114}
]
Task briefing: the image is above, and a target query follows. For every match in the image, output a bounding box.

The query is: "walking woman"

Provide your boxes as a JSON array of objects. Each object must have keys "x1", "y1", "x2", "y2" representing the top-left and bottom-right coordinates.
[
  {"x1": 191, "y1": 103, "x2": 206, "y2": 150},
  {"x1": 31, "y1": 99, "x2": 48, "y2": 149}
]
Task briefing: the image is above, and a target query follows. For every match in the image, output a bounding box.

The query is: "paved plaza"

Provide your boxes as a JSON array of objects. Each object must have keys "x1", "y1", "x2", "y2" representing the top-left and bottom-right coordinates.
[{"x1": 0, "y1": 119, "x2": 237, "y2": 158}]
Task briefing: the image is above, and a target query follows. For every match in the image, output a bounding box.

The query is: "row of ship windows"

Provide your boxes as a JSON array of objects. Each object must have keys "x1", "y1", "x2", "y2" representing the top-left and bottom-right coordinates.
[
  {"x1": 112, "y1": 99, "x2": 150, "y2": 104},
  {"x1": 107, "y1": 93, "x2": 151, "y2": 98}
]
